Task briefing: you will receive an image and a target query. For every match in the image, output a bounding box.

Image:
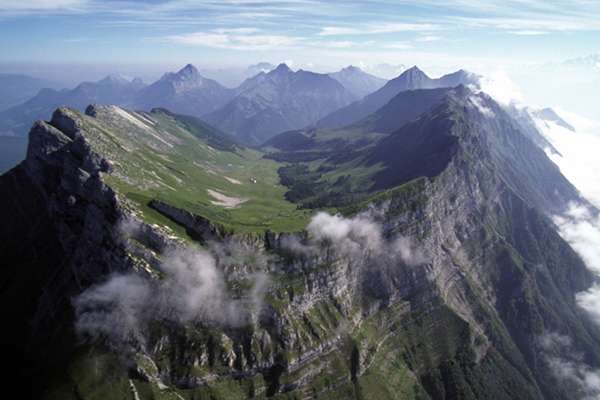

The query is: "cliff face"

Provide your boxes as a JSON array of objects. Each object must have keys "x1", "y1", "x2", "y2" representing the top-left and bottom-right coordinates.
[
  {"x1": 1, "y1": 99, "x2": 599, "y2": 400},
  {"x1": 0, "y1": 110, "x2": 131, "y2": 396}
]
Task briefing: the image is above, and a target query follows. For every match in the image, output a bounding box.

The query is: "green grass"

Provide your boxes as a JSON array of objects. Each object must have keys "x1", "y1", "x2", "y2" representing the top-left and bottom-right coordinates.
[{"x1": 64, "y1": 107, "x2": 312, "y2": 235}]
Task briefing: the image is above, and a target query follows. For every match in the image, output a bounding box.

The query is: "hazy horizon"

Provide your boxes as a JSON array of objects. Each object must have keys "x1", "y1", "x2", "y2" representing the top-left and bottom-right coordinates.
[{"x1": 2, "y1": 1, "x2": 599, "y2": 118}]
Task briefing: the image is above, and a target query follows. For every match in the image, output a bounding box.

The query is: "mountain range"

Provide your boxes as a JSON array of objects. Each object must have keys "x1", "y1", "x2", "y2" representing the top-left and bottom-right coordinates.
[
  {"x1": 204, "y1": 63, "x2": 356, "y2": 145},
  {"x1": 0, "y1": 74, "x2": 145, "y2": 136},
  {"x1": 0, "y1": 73, "x2": 63, "y2": 111},
  {"x1": 1, "y1": 60, "x2": 599, "y2": 400},
  {"x1": 328, "y1": 65, "x2": 387, "y2": 99},
  {"x1": 317, "y1": 66, "x2": 480, "y2": 129},
  {"x1": 0, "y1": 63, "x2": 386, "y2": 145},
  {"x1": 134, "y1": 64, "x2": 235, "y2": 116}
]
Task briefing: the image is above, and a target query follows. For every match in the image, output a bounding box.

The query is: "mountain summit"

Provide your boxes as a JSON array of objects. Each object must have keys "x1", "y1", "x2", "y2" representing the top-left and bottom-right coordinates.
[
  {"x1": 204, "y1": 65, "x2": 355, "y2": 145},
  {"x1": 329, "y1": 65, "x2": 387, "y2": 99},
  {"x1": 134, "y1": 64, "x2": 235, "y2": 115}
]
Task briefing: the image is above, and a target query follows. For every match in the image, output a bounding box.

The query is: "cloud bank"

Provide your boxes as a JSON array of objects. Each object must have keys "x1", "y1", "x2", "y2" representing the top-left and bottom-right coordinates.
[
  {"x1": 284, "y1": 210, "x2": 426, "y2": 268},
  {"x1": 74, "y1": 208, "x2": 427, "y2": 349},
  {"x1": 537, "y1": 111, "x2": 600, "y2": 329},
  {"x1": 74, "y1": 235, "x2": 270, "y2": 348},
  {"x1": 541, "y1": 332, "x2": 600, "y2": 399}
]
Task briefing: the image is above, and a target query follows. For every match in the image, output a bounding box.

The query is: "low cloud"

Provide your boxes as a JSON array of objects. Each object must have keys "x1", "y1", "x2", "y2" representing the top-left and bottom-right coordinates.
[
  {"x1": 284, "y1": 210, "x2": 426, "y2": 268},
  {"x1": 540, "y1": 111, "x2": 600, "y2": 328},
  {"x1": 541, "y1": 332, "x2": 600, "y2": 399},
  {"x1": 554, "y1": 204, "x2": 600, "y2": 325},
  {"x1": 75, "y1": 209, "x2": 425, "y2": 349},
  {"x1": 74, "y1": 229, "x2": 270, "y2": 348},
  {"x1": 554, "y1": 205, "x2": 600, "y2": 274},
  {"x1": 537, "y1": 113, "x2": 600, "y2": 206},
  {"x1": 478, "y1": 69, "x2": 524, "y2": 105}
]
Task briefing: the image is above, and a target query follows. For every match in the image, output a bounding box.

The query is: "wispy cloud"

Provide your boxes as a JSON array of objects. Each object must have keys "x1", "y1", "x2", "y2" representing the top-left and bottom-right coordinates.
[
  {"x1": 509, "y1": 30, "x2": 548, "y2": 35},
  {"x1": 540, "y1": 332, "x2": 600, "y2": 399},
  {"x1": 383, "y1": 42, "x2": 414, "y2": 49},
  {"x1": 0, "y1": 0, "x2": 89, "y2": 12},
  {"x1": 319, "y1": 22, "x2": 440, "y2": 36},
  {"x1": 165, "y1": 29, "x2": 303, "y2": 50},
  {"x1": 416, "y1": 35, "x2": 442, "y2": 42}
]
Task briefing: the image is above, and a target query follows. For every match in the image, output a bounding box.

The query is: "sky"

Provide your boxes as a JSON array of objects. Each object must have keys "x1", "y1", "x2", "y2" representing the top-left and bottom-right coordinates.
[
  {"x1": 0, "y1": 0, "x2": 599, "y2": 117},
  {"x1": 1, "y1": 0, "x2": 599, "y2": 77}
]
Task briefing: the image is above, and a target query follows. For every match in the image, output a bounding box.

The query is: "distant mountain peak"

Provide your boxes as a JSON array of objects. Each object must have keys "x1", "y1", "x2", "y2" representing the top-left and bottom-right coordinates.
[
  {"x1": 99, "y1": 74, "x2": 130, "y2": 85},
  {"x1": 176, "y1": 63, "x2": 200, "y2": 79},
  {"x1": 272, "y1": 63, "x2": 292, "y2": 74},
  {"x1": 343, "y1": 65, "x2": 361, "y2": 72},
  {"x1": 403, "y1": 65, "x2": 426, "y2": 75},
  {"x1": 388, "y1": 65, "x2": 429, "y2": 84}
]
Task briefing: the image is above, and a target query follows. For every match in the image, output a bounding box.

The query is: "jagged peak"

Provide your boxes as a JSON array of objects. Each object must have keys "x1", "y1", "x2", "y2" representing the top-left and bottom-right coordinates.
[
  {"x1": 177, "y1": 63, "x2": 199, "y2": 76},
  {"x1": 405, "y1": 65, "x2": 424, "y2": 73},
  {"x1": 157, "y1": 64, "x2": 203, "y2": 84},
  {"x1": 271, "y1": 63, "x2": 292, "y2": 74},
  {"x1": 393, "y1": 65, "x2": 429, "y2": 81},
  {"x1": 50, "y1": 107, "x2": 84, "y2": 140}
]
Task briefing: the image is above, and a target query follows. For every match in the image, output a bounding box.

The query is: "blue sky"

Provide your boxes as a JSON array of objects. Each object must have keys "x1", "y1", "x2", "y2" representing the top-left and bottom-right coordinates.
[{"x1": 1, "y1": 0, "x2": 599, "y2": 79}]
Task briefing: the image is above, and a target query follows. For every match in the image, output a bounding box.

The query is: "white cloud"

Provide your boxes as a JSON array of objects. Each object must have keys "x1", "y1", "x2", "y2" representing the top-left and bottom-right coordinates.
[
  {"x1": 540, "y1": 332, "x2": 600, "y2": 399},
  {"x1": 166, "y1": 30, "x2": 303, "y2": 50},
  {"x1": 285, "y1": 210, "x2": 426, "y2": 267},
  {"x1": 554, "y1": 205, "x2": 600, "y2": 274},
  {"x1": 469, "y1": 95, "x2": 496, "y2": 118},
  {"x1": 319, "y1": 22, "x2": 440, "y2": 36},
  {"x1": 478, "y1": 69, "x2": 524, "y2": 105},
  {"x1": 553, "y1": 204, "x2": 600, "y2": 327},
  {"x1": 318, "y1": 40, "x2": 357, "y2": 48},
  {"x1": 535, "y1": 106, "x2": 600, "y2": 329},
  {"x1": 74, "y1": 222, "x2": 272, "y2": 348},
  {"x1": 382, "y1": 42, "x2": 414, "y2": 49},
  {"x1": 509, "y1": 30, "x2": 548, "y2": 35},
  {"x1": 537, "y1": 112, "x2": 600, "y2": 206},
  {"x1": 0, "y1": 0, "x2": 88, "y2": 11},
  {"x1": 416, "y1": 35, "x2": 442, "y2": 42}
]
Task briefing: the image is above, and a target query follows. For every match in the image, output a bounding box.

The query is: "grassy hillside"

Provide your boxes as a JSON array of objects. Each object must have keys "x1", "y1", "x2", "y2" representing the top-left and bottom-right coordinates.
[{"x1": 65, "y1": 106, "x2": 312, "y2": 234}]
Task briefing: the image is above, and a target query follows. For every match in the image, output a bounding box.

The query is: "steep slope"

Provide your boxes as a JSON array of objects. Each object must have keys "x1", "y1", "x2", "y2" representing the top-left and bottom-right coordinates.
[
  {"x1": 1, "y1": 90, "x2": 600, "y2": 400},
  {"x1": 366, "y1": 89, "x2": 580, "y2": 211},
  {"x1": 204, "y1": 63, "x2": 356, "y2": 146},
  {"x1": 262, "y1": 87, "x2": 458, "y2": 167},
  {"x1": 329, "y1": 65, "x2": 387, "y2": 99},
  {"x1": 0, "y1": 74, "x2": 145, "y2": 136},
  {"x1": 317, "y1": 66, "x2": 480, "y2": 129},
  {"x1": 0, "y1": 73, "x2": 62, "y2": 111},
  {"x1": 134, "y1": 64, "x2": 235, "y2": 116}
]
